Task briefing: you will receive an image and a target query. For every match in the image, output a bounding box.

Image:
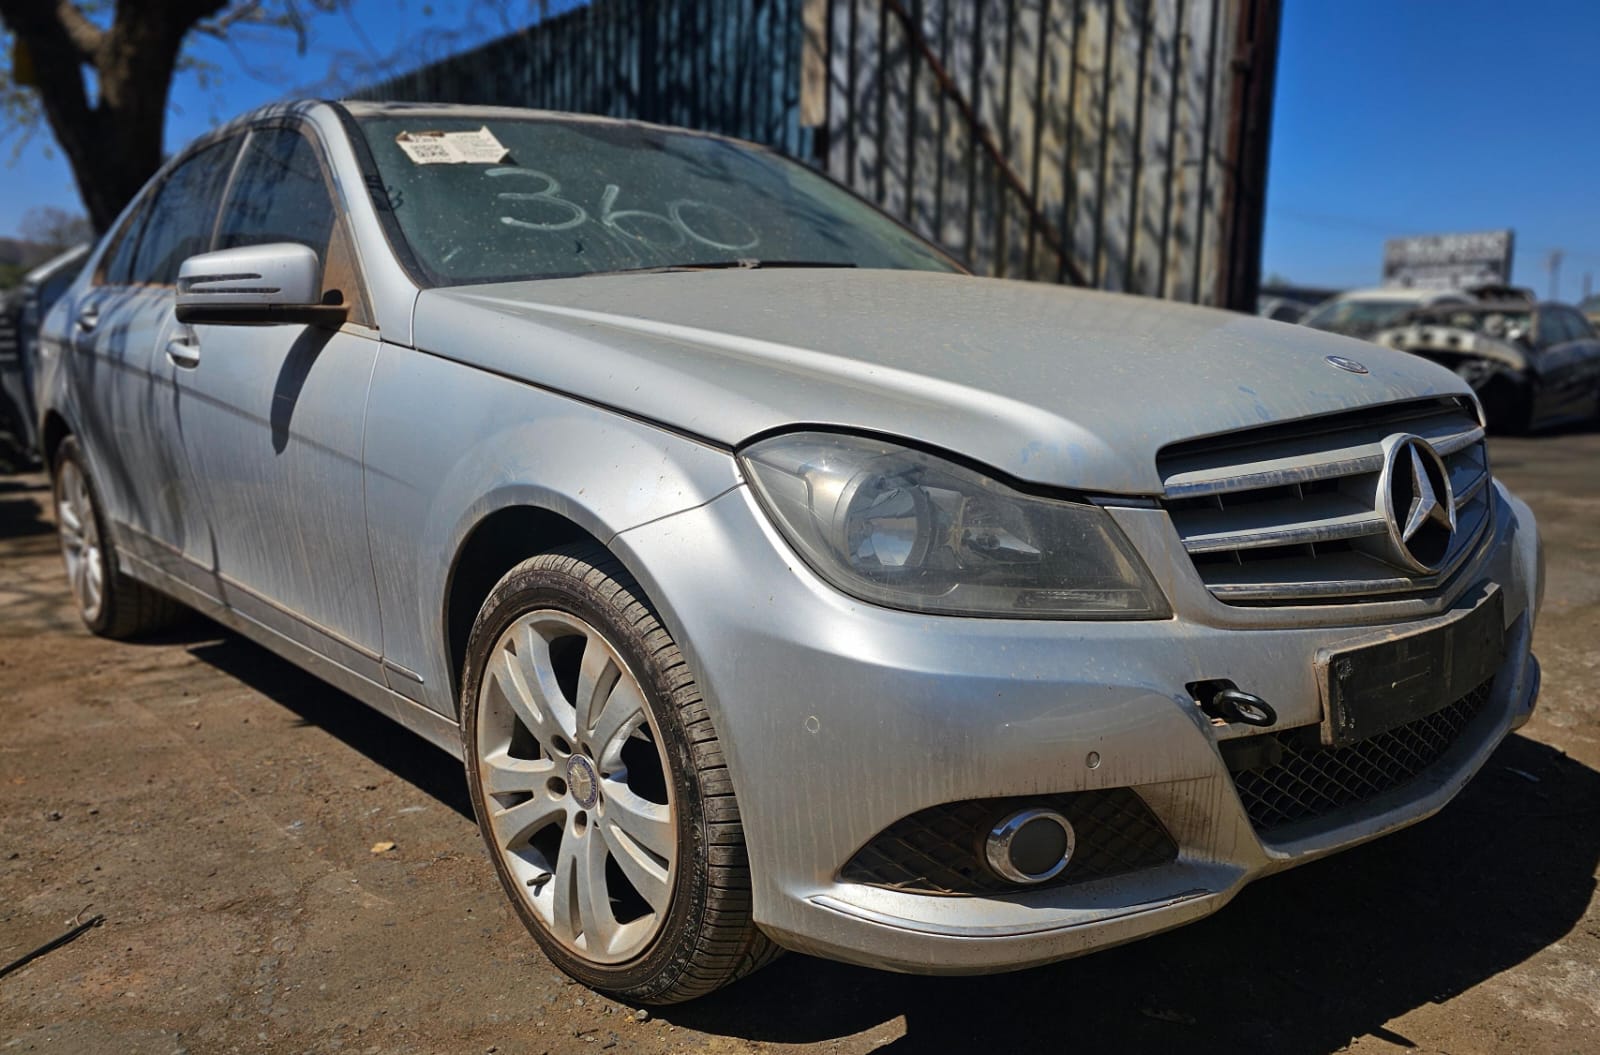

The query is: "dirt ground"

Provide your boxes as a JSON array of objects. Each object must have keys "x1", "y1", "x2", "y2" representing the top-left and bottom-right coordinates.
[{"x1": 1, "y1": 431, "x2": 1597, "y2": 1055}]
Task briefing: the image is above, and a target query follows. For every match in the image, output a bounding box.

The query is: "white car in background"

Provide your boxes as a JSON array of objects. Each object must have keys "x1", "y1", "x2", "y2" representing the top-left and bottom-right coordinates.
[{"x1": 1302, "y1": 287, "x2": 1474, "y2": 341}]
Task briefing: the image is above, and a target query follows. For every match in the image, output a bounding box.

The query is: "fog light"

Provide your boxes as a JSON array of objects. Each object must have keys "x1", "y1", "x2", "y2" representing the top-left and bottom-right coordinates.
[{"x1": 985, "y1": 808, "x2": 1075, "y2": 884}]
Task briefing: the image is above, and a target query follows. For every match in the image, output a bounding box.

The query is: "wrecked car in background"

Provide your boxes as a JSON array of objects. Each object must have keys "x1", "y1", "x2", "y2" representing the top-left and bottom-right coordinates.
[
  {"x1": 1580, "y1": 293, "x2": 1600, "y2": 330},
  {"x1": 1300, "y1": 286, "x2": 1474, "y2": 341},
  {"x1": 35, "y1": 101, "x2": 1544, "y2": 1005},
  {"x1": 1378, "y1": 301, "x2": 1600, "y2": 431},
  {"x1": 0, "y1": 244, "x2": 89, "y2": 463}
]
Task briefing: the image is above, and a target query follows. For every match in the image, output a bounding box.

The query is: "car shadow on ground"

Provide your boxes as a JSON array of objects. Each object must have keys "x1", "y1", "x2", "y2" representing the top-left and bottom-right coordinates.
[
  {"x1": 168, "y1": 621, "x2": 474, "y2": 819},
  {"x1": 154, "y1": 621, "x2": 1599, "y2": 1054},
  {"x1": 0, "y1": 474, "x2": 52, "y2": 539}
]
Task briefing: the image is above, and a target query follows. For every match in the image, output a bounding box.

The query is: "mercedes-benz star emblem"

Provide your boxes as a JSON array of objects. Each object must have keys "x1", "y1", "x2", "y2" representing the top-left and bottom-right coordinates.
[
  {"x1": 1377, "y1": 434, "x2": 1456, "y2": 573},
  {"x1": 566, "y1": 754, "x2": 600, "y2": 810},
  {"x1": 1325, "y1": 355, "x2": 1369, "y2": 374}
]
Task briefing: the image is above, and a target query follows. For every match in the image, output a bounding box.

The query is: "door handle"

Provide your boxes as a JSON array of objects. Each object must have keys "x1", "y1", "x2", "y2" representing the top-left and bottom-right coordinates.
[
  {"x1": 75, "y1": 305, "x2": 99, "y2": 334},
  {"x1": 165, "y1": 335, "x2": 201, "y2": 368}
]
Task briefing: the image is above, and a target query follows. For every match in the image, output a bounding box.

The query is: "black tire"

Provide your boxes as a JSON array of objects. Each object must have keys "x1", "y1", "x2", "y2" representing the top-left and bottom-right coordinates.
[
  {"x1": 459, "y1": 543, "x2": 779, "y2": 1004},
  {"x1": 51, "y1": 436, "x2": 181, "y2": 639}
]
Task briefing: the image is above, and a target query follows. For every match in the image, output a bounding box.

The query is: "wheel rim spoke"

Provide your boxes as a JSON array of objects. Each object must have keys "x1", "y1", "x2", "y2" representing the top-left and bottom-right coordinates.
[
  {"x1": 598, "y1": 809, "x2": 672, "y2": 912},
  {"x1": 487, "y1": 644, "x2": 561, "y2": 748},
  {"x1": 58, "y1": 496, "x2": 81, "y2": 534},
  {"x1": 520, "y1": 623, "x2": 578, "y2": 739},
  {"x1": 84, "y1": 543, "x2": 103, "y2": 603},
  {"x1": 482, "y1": 749, "x2": 556, "y2": 796},
  {"x1": 548, "y1": 821, "x2": 619, "y2": 952},
  {"x1": 70, "y1": 550, "x2": 88, "y2": 604},
  {"x1": 56, "y1": 463, "x2": 103, "y2": 619},
  {"x1": 573, "y1": 632, "x2": 621, "y2": 745},
  {"x1": 601, "y1": 784, "x2": 674, "y2": 860},
  {"x1": 592, "y1": 678, "x2": 647, "y2": 770},
  {"x1": 490, "y1": 791, "x2": 566, "y2": 850}
]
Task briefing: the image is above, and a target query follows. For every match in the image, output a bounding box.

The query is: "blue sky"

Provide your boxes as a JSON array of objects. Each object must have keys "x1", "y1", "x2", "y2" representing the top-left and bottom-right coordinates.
[
  {"x1": 5, "y1": 0, "x2": 1598, "y2": 299},
  {"x1": 1262, "y1": 0, "x2": 1600, "y2": 298}
]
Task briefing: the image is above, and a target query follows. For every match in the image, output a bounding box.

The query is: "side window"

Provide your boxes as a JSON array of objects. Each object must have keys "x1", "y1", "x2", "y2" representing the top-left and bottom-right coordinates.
[
  {"x1": 217, "y1": 126, "x2": 372, "y2": 327},
  {"x1": 1537, "y1": 310, "x2": 1572, "y2": 349},
  {"x1": 1563, "y1": 309, "x2": 1594, "y2": 341},
  {"x1": 128, "y1": 137, "x2": 242, "y2": 287},
  {"x1": 97, "y1": 199, "x2": 151, "y2": 286}
]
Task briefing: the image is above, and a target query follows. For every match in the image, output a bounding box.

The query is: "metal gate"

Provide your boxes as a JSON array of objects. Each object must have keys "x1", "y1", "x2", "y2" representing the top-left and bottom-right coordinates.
[{"x1": 357, "y1": 0, "x2": 1279, "y2": 308}]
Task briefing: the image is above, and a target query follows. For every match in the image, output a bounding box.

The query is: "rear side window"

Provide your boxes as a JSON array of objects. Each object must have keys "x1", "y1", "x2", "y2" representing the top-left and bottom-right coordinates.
[
  {"x1": 128, "y1": 137, "x2": 242, "y2": 286},
  {"x1": 217, "y1": 126, "x2": 372, "y2": 326},
  {"x1": 1537, "y1": 310, "x2": 1573, "y2": 348},
  {"x1": 98, "y1": 201, "x2": 150, "y2": 286},
  {"x1": 1563, "y1": 309, "x2": 1594, "y2": 340}
]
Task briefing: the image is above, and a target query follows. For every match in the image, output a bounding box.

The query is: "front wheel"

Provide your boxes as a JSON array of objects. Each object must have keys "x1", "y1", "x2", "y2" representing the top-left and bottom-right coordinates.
[{"x1": 459, "y1": 544, "x2": 778, "y2": 1004}]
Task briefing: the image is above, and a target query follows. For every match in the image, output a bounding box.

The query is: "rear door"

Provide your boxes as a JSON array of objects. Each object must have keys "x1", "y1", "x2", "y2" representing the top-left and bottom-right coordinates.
[
  {"x1": 170, "y1": 121, "x2": 386, "y2": 682},
  {"x1": 66, "y1": 138, "x2": 239, "y2": 582}
]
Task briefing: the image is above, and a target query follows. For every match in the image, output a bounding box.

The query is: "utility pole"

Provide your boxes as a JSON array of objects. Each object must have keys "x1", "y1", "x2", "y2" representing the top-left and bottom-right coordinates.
[
  {"x1": 1546, "y1": 249, "x2": 1564, "y2": 301},
  {"x1": 1584, "y1": 272, "x2": 1593, "y2": 301}
]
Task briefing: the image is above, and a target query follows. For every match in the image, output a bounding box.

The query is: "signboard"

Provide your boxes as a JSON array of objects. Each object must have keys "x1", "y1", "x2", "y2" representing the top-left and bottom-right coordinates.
[{"x1": 1383, "y1": 230, "x2": 1514, "y2": 290}]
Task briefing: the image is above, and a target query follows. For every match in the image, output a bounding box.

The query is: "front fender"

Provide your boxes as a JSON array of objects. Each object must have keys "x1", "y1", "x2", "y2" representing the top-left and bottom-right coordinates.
[{"x1": 361, "y1": 342, "x2": 740, "y2": 716}]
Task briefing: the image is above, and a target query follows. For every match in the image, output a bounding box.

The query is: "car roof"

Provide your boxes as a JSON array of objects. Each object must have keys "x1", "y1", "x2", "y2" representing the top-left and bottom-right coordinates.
[
  {"x1": 22, "y1": 243, "x2": 90, "y2": 286},
  {"x1": 1335, "y1": 287, "x2": 1469, "y2": 302},
  {"x1": 1416, "y1": 301, "x2": 1546, "y2": 313},
  {"x1": 334, "y1": 99, "x2": 751, "y2": 145}
]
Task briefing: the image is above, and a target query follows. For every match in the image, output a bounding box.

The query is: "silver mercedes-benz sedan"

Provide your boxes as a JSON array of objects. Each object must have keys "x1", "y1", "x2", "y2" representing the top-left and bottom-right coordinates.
[{"x1": 35, "y1": 101, "x2": 1542, "y2": 1004}]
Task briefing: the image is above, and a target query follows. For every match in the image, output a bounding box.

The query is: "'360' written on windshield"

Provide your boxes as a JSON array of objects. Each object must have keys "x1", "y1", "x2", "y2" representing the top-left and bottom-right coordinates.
[{"x1": 356, "y1": 116, "x2": 957, "y2": 286}]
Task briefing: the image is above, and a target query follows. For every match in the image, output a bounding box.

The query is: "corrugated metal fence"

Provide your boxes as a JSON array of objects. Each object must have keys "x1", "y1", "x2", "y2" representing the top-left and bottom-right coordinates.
[{"x1": 358, "y1": 0, "x2": 1279, "y2": 309}]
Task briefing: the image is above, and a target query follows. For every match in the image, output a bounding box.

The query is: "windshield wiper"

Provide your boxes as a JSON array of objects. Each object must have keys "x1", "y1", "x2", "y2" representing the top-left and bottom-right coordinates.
[{"x1": 602, "y1": 259, "x2": 860, "y2": 276}]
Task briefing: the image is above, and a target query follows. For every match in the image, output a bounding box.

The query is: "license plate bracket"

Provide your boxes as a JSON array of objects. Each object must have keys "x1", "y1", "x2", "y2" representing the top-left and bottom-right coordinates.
[{"x1": 1316, "y1": 589, "x2": 1505, "y2": 748}]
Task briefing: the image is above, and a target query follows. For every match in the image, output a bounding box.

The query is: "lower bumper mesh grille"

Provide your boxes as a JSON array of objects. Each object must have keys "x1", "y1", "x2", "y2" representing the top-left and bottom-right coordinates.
[
  {"x1": 840, "y1": 788, "x2": 1176, "y2": 896},
  {"x1": 1226, "y1": 678, "x2": 1494, "y2": 835}
]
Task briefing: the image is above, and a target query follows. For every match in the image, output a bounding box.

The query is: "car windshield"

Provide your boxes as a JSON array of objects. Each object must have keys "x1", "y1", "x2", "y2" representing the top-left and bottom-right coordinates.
[
  {"x1": 1301, "y1": 297, "x2": 1419, "y2": 337},
  {"x1": 354, "y1": 114, "x2": 960, "y2": 286},
  {"x1": 1408, "y1": 306, "x2": 1533, "y2": 339}
]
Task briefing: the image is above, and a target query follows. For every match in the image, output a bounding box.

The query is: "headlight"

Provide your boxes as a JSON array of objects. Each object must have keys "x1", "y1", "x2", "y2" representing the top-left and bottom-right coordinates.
[{"x1": 739, "y1": 432, "x2": 1170, "y2": 619}]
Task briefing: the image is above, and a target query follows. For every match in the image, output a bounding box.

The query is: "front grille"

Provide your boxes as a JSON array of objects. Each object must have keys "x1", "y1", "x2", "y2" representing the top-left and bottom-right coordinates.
[
  {"x1": 1224, "y1": 678, "x2": 1494, "y2": 835},
  {"x1": 1158, "y1": 397, "x2": 1493, "y2": 604},
  {"x1": 840, "y1": 788, "x2": 1177, "y2": 896}
]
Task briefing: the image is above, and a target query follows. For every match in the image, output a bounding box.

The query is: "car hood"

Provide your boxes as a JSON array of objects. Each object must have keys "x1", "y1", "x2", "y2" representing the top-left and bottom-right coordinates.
[{"x1": 414, "y1": 269, "x2": 1472, "y2": 495}]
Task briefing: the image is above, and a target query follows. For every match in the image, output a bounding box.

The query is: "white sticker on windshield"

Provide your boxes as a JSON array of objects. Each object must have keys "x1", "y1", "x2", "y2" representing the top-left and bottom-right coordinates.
[{"x1": 395, "y1": 126, "x2": 510, "y2": 165}]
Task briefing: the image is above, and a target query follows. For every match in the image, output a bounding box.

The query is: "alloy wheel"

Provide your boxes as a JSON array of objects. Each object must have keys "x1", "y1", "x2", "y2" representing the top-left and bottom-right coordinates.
[{"x1": 475, "y1": 609, "x2": 677, "y2": 964}]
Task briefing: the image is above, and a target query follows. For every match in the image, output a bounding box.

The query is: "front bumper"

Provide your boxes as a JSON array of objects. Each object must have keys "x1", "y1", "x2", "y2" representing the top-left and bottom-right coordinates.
[{"x1": 611, "y1": 480, "x2": 1541, "y2": 974}]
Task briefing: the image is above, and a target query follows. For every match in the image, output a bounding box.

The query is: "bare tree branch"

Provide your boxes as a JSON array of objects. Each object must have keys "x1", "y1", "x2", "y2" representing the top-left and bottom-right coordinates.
[
  {"x1": 54, "y1": 2, "x2": 105, "y2": 62},
  {"x1": 193, "y1": 0, "x2": 265, "y2": 40}
]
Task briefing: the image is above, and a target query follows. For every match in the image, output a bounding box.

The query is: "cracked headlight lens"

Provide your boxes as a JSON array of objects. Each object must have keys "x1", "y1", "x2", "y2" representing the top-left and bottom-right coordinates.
[{"x1": 739, "y1": 432, "x2": 1170, "y2": 619}]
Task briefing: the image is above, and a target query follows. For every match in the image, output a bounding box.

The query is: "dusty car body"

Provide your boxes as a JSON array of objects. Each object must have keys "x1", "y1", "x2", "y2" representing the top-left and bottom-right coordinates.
[
  {"x1": 35, "y1": 101, "x2": 1543, "y2": 1003},
  {"x1": 1378, "y1": 301, "x2": 1600, "y2": 431}
]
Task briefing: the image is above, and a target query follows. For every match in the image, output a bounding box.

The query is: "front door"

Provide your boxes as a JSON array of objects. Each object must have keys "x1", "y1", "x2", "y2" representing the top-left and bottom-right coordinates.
[{"x1": 171, "y1": 123, "x2": 386, "y2": 681}]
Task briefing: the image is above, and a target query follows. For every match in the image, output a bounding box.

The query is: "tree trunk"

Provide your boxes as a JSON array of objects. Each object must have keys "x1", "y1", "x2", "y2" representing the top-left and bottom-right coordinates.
[{"x1": 1, "y1": 0, "x2": 226, "y2": 232}]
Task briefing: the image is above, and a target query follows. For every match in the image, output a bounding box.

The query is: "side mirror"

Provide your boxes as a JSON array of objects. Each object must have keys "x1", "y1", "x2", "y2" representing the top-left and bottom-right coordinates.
[{"x1": 175, "y1": 243, "x2": 347, "y2": 326}]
